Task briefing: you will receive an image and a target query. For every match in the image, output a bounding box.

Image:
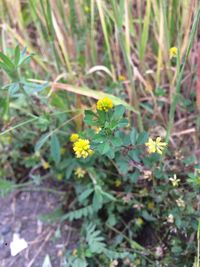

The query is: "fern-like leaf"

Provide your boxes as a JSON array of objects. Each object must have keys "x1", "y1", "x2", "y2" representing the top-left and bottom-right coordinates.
[
  {"x1": 62, "y1": 205, "x2": 94, "y2": 221},
  {"x1": 103, "y1": 248, "x2": 130, "y2": 260},
  {"x1": 86, "y1": 223, "x2": 105, "y2": 253}
]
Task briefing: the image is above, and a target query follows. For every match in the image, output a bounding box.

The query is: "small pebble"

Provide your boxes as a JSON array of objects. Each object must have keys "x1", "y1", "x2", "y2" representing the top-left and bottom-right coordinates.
[{"x1": 0, "y1": 225, "x2": 11, "y2": 236}]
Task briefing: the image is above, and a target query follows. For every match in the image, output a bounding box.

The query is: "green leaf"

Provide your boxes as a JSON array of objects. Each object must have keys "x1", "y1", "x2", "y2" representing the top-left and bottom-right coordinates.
[
  {"x1": 50, "y1": 92, "x2": 68, "y2": 110},
  {"x1": 14, "y1": 45, "x2": 20, "y2": 65},
  {"x1": 112, "y1": 105, "x2": 126, "y2": 120},
  {"x1": 38, "y1": 207, "x2": 63, "y2": 223},
  {"x1": 136, "y1": 132, "x2": 148, "y2": 145},
  {"x1": 92, "y1": 134, "x2": 106, "y2": 143},
  {"x1": 139, "y1": 0, "x2": 151, "y2": 59},
  {"x1": 86, "y1": 223, "x2": 105, "y2": 254},
  {"x1": 97, "y1": 110, "x2": 106, "y2": 124},
  {"x1": 106, "y1": 214, "x2": 117, "y2": 226},
  {"x1": 62, "y1": 205, "x2": 94, "y2": 221},
  {"x1": 35, "y1": 132, "x2": 50, "y2": 151},
  {"x1": 23, "y1": 82, "x2": 49, "y2": 94},
  {"x1": 117, "y1": 118, "x2": 128, "y2": 128},
  {"x1": 72, "y1": 258, "x2": 87, "y2": 267},
  {"x1": 0, "y1": 97, "x2": 9, "y2": 118},
  {"x1": 8, "y1": 83, "x2": 20, "y2": 96},
  {"x1": 129, "y1": 170, "x2": 140, "y2": 183},
  {"x1": 0, "y1": 178, "x2": 16, "y2": 197},
  {"x1": 0, "y1": 61, "x2": 11, "y2": 72},
  {"x1": 79, "y1": 188, "x2": 94, "y2": 202},
  {"x1": 121, "y1": 133, "x2": 131, "y2": 146},
  {"x1": 18, "y1": 48, "x2": 33, "y2": 66},
  {"x1": 65, "y1": 161, "x2": 76, "y2": 180},
  {"x1": 109, "y1": 120, "x2": 119, "y2": 130},
  {"x1": 97, "y1": 142, "x2": 110, "y2": 155},
  {"x1": 84, "y1": 110, "x2": 98, "y2": 126},
  {"x1": 142, "y1": 210, "x2": 156, "y2": 222},
  {"x1": 84, "y1": 117, "x2": 96, "y2": 126},
  {"x1": 27, "y1": 80, "x2": 139, "y2": 113},
  {"x1": 103, "y1": 248, "x2": 130, "y2": 259},
  {"x1": 130, "y1": 240, "x2": 146, "y2": 251},
  {"x1": 100, "y1": 190, "x2": 116, "y2": 201},
  {"x1": 183, "y1": 155, "x2": 196, "y2": 165},
  {"x1": 0, "y1": 52, "x2": 15, "y2": 70},
  {"x1": 93, "y1": 188, "x2": 103, "y2": 211},
  {"x1": 118, "y1": 160, "x2": 129, "y2": 175},
  {"x1": 128, "y1": 150, "x2": 140, "y2": 162},
  {"x1": 130, "y1": 128, "x2": 138, "y2": 145},
  {"x1": 107, "y1": 149, "x2": 115, "y2": 159},
  {"x1": 85, "y1": 110, "x2": 97, "y2": 117},
  {"x1": 111, "y1": 136, "x2": 123, "y2": 147},
  {"x1": 50, "y1": 134, "x2": 61, "y2": 164}
]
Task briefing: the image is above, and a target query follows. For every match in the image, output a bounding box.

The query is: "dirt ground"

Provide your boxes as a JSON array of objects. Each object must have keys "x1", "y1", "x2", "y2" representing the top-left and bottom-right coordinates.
[{"x1": 0, "y1": 183, "x2": 79, "y2": 267}]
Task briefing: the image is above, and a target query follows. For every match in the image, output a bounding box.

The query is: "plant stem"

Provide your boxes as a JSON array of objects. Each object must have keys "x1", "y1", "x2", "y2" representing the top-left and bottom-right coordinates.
[{"x1": 165, "y1": 6, "x2": 200, "y2": 144}]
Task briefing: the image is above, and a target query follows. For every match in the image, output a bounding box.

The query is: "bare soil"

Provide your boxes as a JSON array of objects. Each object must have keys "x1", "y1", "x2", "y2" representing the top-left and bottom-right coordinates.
[{"x1": 0, "y1": 183, "x2": 79, "y2": 267}]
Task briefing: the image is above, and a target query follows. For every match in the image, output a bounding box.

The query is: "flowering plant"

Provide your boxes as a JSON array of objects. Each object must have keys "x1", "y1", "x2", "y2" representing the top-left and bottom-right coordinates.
[{"x1": 0, "y1": 46, "x2": 199, "y2": 267}]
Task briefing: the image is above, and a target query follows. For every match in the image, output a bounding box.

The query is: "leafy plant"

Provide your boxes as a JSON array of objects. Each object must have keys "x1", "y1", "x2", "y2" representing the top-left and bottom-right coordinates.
[{"x1": 0, "y1": 1, "x2": 200, "y2": 267}]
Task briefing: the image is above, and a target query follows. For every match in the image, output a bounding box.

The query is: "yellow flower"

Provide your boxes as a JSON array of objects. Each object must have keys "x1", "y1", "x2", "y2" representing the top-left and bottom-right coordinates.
[
  {"x1": 73, "y1": 138, "x2": 93, "y2": 159},
  {"x1": 139, "y1": 188, "x2": 148, "y2": 196},
  {"x1": 115, "y1": 179, "x2": 122, "y2": 187},
  {"x1": 91, "y1": 126, "x2": 101, "y2": 134},
  {"x1": 70, "y1": 133, "x2": 79, "y2": 143},
  {"x1": 0, "y1": 135, "x2": 12, "y2": 144},
  {"x1": 134, "y1": 259, "x2": 141, "y2": 266},
  {"x1": 147, "y1": 201, "x2": 155, "y2": 210},
  {"x1": 41, "y1": 160, "x2": 50, "y2": 170},
  {"x1": 96, "y1": 97, "x2": 113, "y2": 112},
  {"x1": 169, "y1": 174, "x2": 180, "y2": 187},
  {"x1": 35, "y1": 151, "x2": 40, "y2": 158},
  {"x1": 57, "y1": 173, "x2": 64, "y2": 181},
  {"x1": 72, "y1": 249, "x2": 77, "y2": 256},
  {"x1": 75, "y1": 167, "x2": 86, "y2": 178},
  {"x1": 118, "y1": 75, "x2": 126, "y2": 81},
  {"x1": 84, "y1": 5, "x2": 90, "y2": 13},
  {"x1": 169, "y1": 46, "x2": 177, "y2": 59},
  {"x1": 145, "y1": 137, "x2": 167, "y2": 154},
  {"x1": 135, "y1": 218, "x2": 144, "y2": 226},
  {"x1": 95, "y1": 127, "x2": 101, "y2": 134}
]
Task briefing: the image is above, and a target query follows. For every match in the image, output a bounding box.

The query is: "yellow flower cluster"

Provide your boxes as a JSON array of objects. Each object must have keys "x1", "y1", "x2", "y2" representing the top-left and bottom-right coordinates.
[
  {"x1": 145, "y1": 137, "x2": 167, "y2": 155},
  {"x1": 73, "y1": 138, "x2": 93, "y2": 159},
  {"x1": 96, "y1": 97, "x2": 113, "y2": 112},
  {"x1": 70, "y1": 133, "x2": 79, "y2": 143},
  {"x1": 169, "y1": 46, "x2": 177, "y2": 59},
  {"x1": 75, "y1": 167, "x2": 86, "y2": 178}
]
